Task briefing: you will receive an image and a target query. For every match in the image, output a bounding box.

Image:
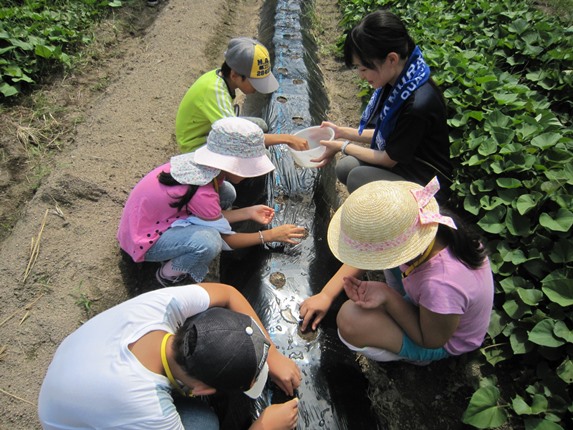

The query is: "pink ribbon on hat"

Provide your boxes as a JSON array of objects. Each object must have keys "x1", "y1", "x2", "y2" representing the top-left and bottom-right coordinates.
[
  {"x1": 340, "y1": 177, "x2": 456, "y2": 252},
  {"x1": 411, "y1": 177, "x2": 457, "y2": 229}
]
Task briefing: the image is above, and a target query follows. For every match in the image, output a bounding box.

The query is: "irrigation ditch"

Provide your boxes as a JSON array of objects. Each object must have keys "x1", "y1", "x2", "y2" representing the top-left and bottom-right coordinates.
[{"x1": 217, "y1": 0, "x2": 384, "y2": 428}]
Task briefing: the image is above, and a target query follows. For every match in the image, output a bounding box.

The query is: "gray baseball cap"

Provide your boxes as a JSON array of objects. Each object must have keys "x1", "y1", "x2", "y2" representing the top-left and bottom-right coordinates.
[{"x1": 224, "y1": 37, "x2": 279, "y2": 94}]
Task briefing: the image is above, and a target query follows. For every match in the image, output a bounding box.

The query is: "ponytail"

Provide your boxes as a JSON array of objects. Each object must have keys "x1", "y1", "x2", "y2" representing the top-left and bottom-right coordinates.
[
  {"x1": 436, "y1": 209, "x2": 488, "y2": 269},
  {"x1": 157, "y1": 171, "x2": 199, "y2": 212}
]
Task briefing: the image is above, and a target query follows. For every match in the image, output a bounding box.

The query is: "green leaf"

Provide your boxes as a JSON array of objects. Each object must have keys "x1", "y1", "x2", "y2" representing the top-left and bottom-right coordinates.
[
  {"x1": 478, "y1": 206, "x2": 506, "y2": 234},
  {"x1": 506, "y1": 207, "x2": 532, "y2": 237},
  {"x1": 542, "y1": 270, "x2": 573, "y2": 307},
  {"x1": 553, "y1": 321, "x2": 573, "y2": 343},
  {"x1": 544, "y1": 163, "x2": 573, "y2": 186},
  {"x1": 539, "y1": 208, "x2": 573, "y2": 232},
  {"x1": 0, "y1": 82, "x2": 18, "y2": 97},
  {"x1": 513, "y1": 393, "x2": 549, "y2": 416},
  {"x1": 35, "y1": 44, "x2": 55, "y2": 59},
  {"x1": 488, "y1": 309, "x2": 508, "y2": 338},
  {"x1": 481, "y1": 343, "x2": 511, "y2": 366},
  {"x1": 475, "y1": 74, "x2": 499, "y2": 84},
  {"x1": 478, "y1": 139, "x2": 499, "y2": 156},
  {"x1": 11, "y1": 38, "x2": 34, "y2": 51},
  {"x1": 516, "y1": 121, "x2": 541, "y2": 140},
  {"x1": 464, "y1": 194, "x2": 481, "y2": 216},
  {"x1": 462, "y1": 385, "x2": 508, "y2": 428},
  {"x1": 556, "y1": 359, "x2": 573, "y2": 384},
  {"x1": 485, "y1": 110, "x2": 511, "y2": 128},
  {"x1": 513, "y1": 395, "x2": 532, "y2": 415},
  {"x1": 531, "y1": 133, "x2": 563, "y2": 150},
  {"x1": 524, "y1": 418, "x2": 564, "y2": 430},
  {"x1": 510, "y1": 329, "x2": 532, "y2": 354},
  {"x1": 548, "y1": 239, "x2": 573, "y2": 264},
  {"x1": 508, "y1": 19, "x2": 529, "y2": 35},
  {"x1": 528, "y1": 319, "x2": 565, "y2": 347},
  {"x1": 494, "y1": 92, "x2": 520, "y2": 105},
  {"x1": 499, "y1": 276, "x2": 531, "y2": 293},
  {"x1": 517, "y1": 288, "x2": 544, "y2": 306},
  {"x1": 496, "y1": 178, "x2": 522, "y2": 189},
  {"x1": 529, "y1": 394, "x2": 549, "y2": 415},
  {"x1": 480, "y1": 195, "x2": 506, "y2": 210},
  {"x1": 0, "y1": 45, "x2": 16, "y2": 55},
  {"x1": 516, "y1": 193, "x2": 543, "y2": 215},
  {"x1": 490, "y1": 126, "x2": 515, "y2": 146}
]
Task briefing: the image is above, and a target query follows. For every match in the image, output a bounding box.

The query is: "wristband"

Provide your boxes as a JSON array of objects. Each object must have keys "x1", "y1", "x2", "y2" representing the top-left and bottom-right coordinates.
[
  {"x1": 340, "y1": 140, "x2": 351, "y2": 155},
  {"x1": 258, "y1": 230, "x2": 266, "y2": 246}
]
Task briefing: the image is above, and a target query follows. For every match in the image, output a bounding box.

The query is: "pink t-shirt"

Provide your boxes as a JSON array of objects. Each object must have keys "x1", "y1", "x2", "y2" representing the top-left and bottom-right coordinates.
[
  {"x1": 401, "y1": 247, "x2": 494, "y2": 355},
  {"x1": 117, "y1": 163, "x2": 222, "y2": 262}
]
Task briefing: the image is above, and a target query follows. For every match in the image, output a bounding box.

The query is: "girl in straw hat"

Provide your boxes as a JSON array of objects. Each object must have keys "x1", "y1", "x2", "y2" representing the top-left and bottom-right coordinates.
[
  {"x1": 311, "y1": 10, "x2": 452, "y2": 203},
  {"x1": 300, "y1": 178, "x2": 494, "y2": 364},
  {"x1": 118, "y1": 117, "x2": 305, "y2": 287}
]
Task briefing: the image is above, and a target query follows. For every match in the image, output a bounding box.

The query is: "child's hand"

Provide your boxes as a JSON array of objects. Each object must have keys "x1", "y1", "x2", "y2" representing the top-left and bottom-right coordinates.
[
  {"x1": 267, "y1": 350, "x2": 302, "y2": 397},
  {"x1": 343, "y1": 276, "x2": 389, "y2": 309},
  {"x1": 249, "y1": 205, "x2": 275, "y2": 224},
  {"x1": 251, "y1": 398, "x2": 299, "y2": 430},
  {"x1": 299, "y1": 292, "x2": 333, "y2": 332},
  {"x1": 269, "y1": 225, "x2": 306, "y2": 244},
  {"x1": 286, "y1": 135, "x2": 309, "y2": 151}
]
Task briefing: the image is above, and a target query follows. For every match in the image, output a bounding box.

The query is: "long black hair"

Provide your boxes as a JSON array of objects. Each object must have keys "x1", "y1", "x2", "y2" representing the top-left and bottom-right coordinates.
[
  {"x1": 157, "y1": 171, "x2": 199, "y2": 212},
  {"x1": 436, "y1": 208, "x2": 488, "y2": 269},
  {"x1": 343, "y1": 10, "x2": 415, "y2": 69}
]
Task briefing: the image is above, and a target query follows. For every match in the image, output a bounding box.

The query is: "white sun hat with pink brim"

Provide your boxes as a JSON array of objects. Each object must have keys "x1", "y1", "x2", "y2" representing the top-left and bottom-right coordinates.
[{"x1": 193, "y1": 117, "x2": 275, "y2": 178}]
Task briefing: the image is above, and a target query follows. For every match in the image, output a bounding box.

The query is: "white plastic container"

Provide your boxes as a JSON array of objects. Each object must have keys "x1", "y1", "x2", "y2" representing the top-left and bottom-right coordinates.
[{"x1": 288, "y1": 126, "x2": 335, "y2": 168}]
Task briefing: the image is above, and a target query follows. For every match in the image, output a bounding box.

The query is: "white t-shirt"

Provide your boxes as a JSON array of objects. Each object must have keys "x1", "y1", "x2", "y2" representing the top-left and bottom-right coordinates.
[{"x1": 38, "y1": 286, "x2": 210, "y2": 429}]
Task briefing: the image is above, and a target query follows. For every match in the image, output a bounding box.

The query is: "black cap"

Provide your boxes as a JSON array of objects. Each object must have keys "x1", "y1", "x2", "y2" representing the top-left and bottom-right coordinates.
[{"x1": 182, "y1": 307, "x2": 270, "y2": 398}]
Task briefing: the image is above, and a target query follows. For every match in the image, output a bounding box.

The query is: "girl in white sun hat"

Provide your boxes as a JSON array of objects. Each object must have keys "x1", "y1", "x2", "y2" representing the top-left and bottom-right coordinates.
[
  {"x1": 118, "y1": 117, "x2": 305, "y2": 287},
  {"x1": 300, "y1": 177, "x2": 494, "y2": 364}
]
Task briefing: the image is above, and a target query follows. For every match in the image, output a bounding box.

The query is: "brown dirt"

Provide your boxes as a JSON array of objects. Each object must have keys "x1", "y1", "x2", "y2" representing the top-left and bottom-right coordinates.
[{"x1": 0, "y1": 0, "x2": 483, "y2": 428}]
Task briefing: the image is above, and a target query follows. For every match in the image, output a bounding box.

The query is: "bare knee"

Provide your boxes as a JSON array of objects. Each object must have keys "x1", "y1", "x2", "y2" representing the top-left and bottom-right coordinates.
[{"x1": 337, "y1": 300, "x2": 364, "y2": 345}]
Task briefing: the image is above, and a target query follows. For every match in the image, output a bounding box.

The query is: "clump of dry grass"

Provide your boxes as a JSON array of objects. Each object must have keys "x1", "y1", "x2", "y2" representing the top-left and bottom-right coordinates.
[{"x1": 15, "y1": 112, "x2": 63, "y2": 157}]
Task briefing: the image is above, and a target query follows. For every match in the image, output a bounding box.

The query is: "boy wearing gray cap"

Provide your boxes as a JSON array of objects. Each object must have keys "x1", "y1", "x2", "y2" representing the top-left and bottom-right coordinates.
[
  {"x1": 175, "y1": 37, "x2": 308, "y2": 154},
  {"x1": 38, "y1": 283, "x2": 300, "y2": 429}
]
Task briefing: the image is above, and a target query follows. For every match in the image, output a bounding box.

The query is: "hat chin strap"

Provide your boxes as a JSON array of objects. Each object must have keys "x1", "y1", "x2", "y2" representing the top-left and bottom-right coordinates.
[
  {"x1": 402, "y1": 237, "x2": 436, "y2": 278},
  {"x1": 161, "y1": 332, "x2": 194, "y2": 397}
]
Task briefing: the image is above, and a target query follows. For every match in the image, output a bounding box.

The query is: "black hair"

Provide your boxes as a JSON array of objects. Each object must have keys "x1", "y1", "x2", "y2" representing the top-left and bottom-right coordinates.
[
  {"x1": 220, "y1": 61, "x2": 246, "y2": 80},
  {"x1": 436, "y1": 208, "x2": 488, "y2": 269},
  {"x1": 157, "y1": 171, "x2": 199, "y2": 212},
  {"x1": 344, "y1": 10, "x2": 446, "y2": 108},
  {"x1": 220, "y1": 61, "x2": 232, "y2": 78},
  {"x1": 344, "y1": 10, "x2": 416, "y2": 70},
  {"x1": 172, "y1": 318, "x2": 198, "y2": 377}
]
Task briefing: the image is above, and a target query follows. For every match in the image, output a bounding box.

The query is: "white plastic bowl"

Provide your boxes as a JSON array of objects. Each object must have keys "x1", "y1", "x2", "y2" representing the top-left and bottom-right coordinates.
[{"x1": 288, "y1": 126, "x2": 335, "y2": 168}]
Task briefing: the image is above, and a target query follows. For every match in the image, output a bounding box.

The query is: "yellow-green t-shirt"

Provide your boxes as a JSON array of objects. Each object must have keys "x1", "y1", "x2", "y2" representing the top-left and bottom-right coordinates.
[{"x1": 175, "y1": 69, "x2": 236, "y2": 153}]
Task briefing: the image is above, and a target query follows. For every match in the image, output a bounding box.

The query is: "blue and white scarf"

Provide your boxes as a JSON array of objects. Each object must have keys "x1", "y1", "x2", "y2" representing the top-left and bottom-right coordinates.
[{"x1": 358, "y1": 46, "x2": 430, "y2": 151}]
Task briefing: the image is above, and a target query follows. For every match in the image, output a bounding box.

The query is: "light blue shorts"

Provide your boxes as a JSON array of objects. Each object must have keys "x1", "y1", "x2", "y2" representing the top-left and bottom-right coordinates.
[{"x1": 398, "y1": 333, "x2": 450, "y2": 362}]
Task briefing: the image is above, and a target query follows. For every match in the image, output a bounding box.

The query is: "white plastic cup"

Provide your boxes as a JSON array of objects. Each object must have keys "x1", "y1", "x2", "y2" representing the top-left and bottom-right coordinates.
[{"x1": 288, "y1": 126, "x2": 335, "y2": 168}]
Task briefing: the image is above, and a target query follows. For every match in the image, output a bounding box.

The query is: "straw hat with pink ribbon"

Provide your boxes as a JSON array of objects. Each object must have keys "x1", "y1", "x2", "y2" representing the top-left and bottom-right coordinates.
[{"x1": 327, "y1": 177, "x2": 457, "y2": 270}]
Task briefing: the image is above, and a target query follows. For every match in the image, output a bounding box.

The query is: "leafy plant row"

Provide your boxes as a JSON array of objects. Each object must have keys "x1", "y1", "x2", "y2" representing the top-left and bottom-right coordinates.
[
  {"x1": 0, "y1": 0, "x2": 123, "y2": 99},
  {"x1": 338, "y1": 0, "x2": 572, "y2": 428}
]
